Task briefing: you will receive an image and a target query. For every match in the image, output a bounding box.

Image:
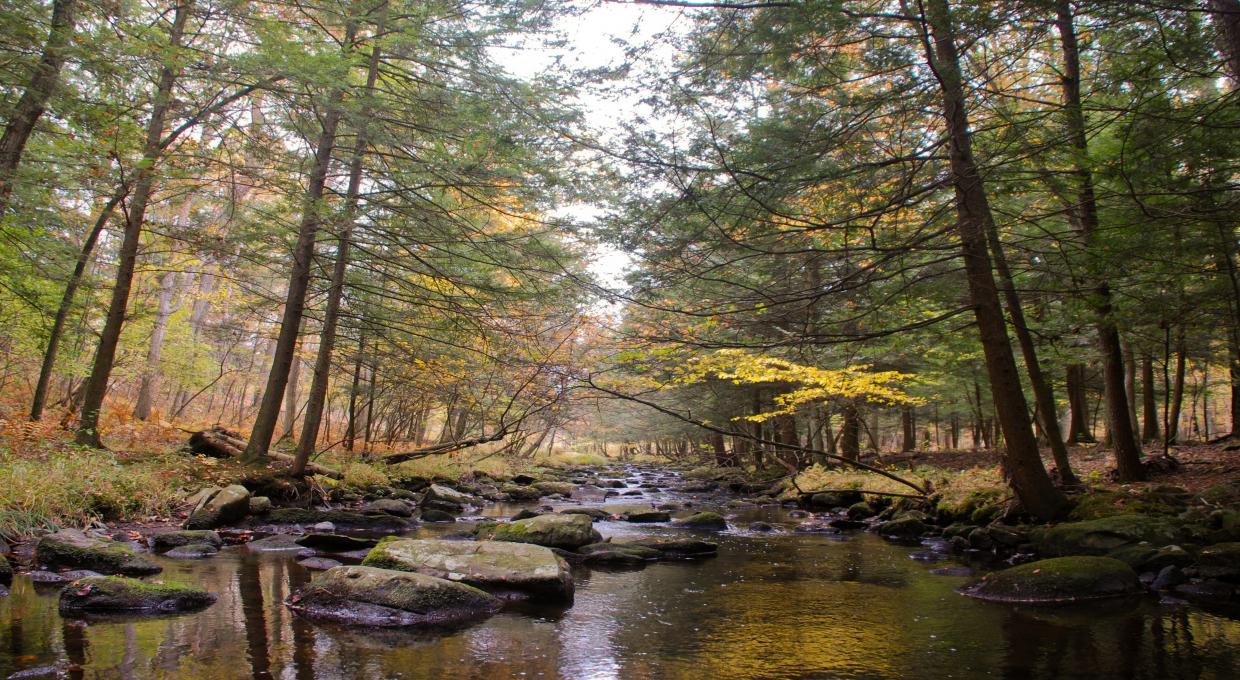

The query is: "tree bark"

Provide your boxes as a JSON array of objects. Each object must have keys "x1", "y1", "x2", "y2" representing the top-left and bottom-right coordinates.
[
  {"x1": 900, "y1": 406, "x2": 915, "y2": 452},
  {"x1": 921, "y1": 0, "x2": 1067, "y2": 519},
  {"x1": 1054, "y1": 0, "x2": 1143, "y2": 480},
  {"x1": 243, "y1": 11, "x2": 358, "y2": 464},
  {"x1": 75, "y1": 0, "x2": 192, "y2": 447},
  {"x1": 1168, "y1": 333, "x2": 1187, "y2": 443},
  {"x1": 0, "y1": 0, "x2": 78, "y2": 207},
  {"x1": 840, "y1": 402, "x2": 860, "y2": 461},
  {"x1": 1141, "y1": 355, "x2": 1160, "y2": 443},
  {"x1": 1211, "y1": 0, "x2": 1240, "y2": 84}
]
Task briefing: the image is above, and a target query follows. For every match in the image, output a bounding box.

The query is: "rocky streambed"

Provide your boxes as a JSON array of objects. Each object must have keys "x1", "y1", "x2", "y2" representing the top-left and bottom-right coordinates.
[{"x1": 1, "y1": 464, "x2": 1239, "y2": 679}]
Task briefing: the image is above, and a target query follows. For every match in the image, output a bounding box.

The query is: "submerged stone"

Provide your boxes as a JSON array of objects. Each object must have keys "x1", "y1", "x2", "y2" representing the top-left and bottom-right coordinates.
[
  {"x1": 363, "y1": 538, "x2": 573, "y2": 601},
  {"x1": 37, "y1": 530, "x2": 160, "y2": 576},
  {"x1": 610, "y1": 537, "x2": 718, "y2": 558},
  {"x1": 961, "y1": 556, "x2": 1141, "y2": 604},
  {"x1": 296, "y1": 534, "x2": 378, "y2": 553},
  {"x1": 286, "y1": 565, "x2": 500, "y2": 627},
  {"x1": 59, "y1": 576, "x2": 216, "y2": 613},
  {"x1": 246, "y1": 534, "x2": 305, "y2": 552}
]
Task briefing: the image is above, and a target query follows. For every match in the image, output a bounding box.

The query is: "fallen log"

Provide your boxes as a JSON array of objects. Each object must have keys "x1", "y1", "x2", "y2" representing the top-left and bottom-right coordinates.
[{"x1": 186, "y1": 427, "x2": 343, "y2": 479}]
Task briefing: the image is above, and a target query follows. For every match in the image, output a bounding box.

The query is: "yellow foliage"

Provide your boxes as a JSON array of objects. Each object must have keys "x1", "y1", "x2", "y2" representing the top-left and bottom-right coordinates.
[{"x1": 677, "y1": 349, "x2": 921, "y2": 421}]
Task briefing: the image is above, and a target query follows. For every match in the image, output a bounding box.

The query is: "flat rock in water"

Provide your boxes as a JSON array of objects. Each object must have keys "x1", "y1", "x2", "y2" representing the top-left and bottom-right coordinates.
[
  {"x1": 36, "y1": 530, "x2": 161, "y2": 576},
  {"x1": 59, "y1": 576, "x2": 216, "y2": 613},
  {"x1": 297, "y1": 557, "x2": 342, "y2": 571},
  {"x1": 475, "y1": 514, "x2": 601, "y2": 550},
  {"x1": 150, "y1": 531, "x2": 223, "y2": 553},
  {"x1": 420, "y1": 509, "x2": 456, "y2": 523},
  {"x1": 961, "y1": 556, "x2": 1141, "y2": 604},
  {"x1": 296, "y1": 534, "x2": 378, "y2": 552},
  {"x1": 361, "y1": 499, "x2": 413, "y2": 518},
  {"x1": 246, "y1": 534, "x2": 305, "y2": 552},
  {"x1": 558, "y1": 508, "x2": 610, "y2": 520},
  {"x1": 671, "y1": 512, "x2": 727, "y2": 531},
  {"x1": 286, "y1": 565, "x2": 500, "y2": 627},
  {"x1": 164, "y1": 543, "x2": 219, "y2": 559},
  {"x1": 260, "y1": 509, "x2": 410, "y2": 533},
  {"x1": 363, "y1": 538, "x2": 573, "y2": 601},
  {"x1": 610, "y1": 537, "x2": 718, "y2": 558},
  {"x1": 625, "y1": 511, "x2": 671, "y2": 523}
]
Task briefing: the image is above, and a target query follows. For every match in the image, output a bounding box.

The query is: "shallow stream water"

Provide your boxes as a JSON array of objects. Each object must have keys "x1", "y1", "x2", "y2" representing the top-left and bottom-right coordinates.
[{"x1": 2, "y1": 469, "x2": 1238, "y2": 679}]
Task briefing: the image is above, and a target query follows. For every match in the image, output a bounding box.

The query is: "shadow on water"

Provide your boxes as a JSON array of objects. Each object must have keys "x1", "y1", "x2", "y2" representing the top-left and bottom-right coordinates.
[{"x1": 1, "y1": 498, "x2": 1239, "y2": 679}]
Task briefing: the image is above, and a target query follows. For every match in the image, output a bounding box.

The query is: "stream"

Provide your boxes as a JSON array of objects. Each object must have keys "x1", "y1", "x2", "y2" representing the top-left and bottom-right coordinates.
[{"x1": 2, "y1": 467, "x2": 1239, "y2": 679}]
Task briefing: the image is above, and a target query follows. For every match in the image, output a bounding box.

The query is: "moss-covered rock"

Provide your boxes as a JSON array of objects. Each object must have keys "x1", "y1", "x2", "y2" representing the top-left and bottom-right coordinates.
[
  {"x1": 672, "y1": 512, "x2": 727, "y2": 531},
  {"x1": 248, "y1": 496, "x2": 272, "y2": 515},
  {"x1": 361, "y1": 498, "x2": 413, "y2": 518},
  {"x1": 1195, "y1": 542, "x2": 1240, "y2": 582},
  {"x1": 805, "y1": 490, "x2": 864, "y2": 511},
  {"x1": 185, "y1": 484, "x2": 252, "y2": 530},
  {"x1": 0, "y1": 554, "x2": 11, "y2": 586},
  {"x1": 37, "y1": 530, "x2": 160, "y2": 576},
  {"x1": 577, "y1": 542, "x2": 661, "y2": 565},
  {"x1": 533, "y1": 481, "x2": 575, "y2": 497},
  {"x1": 475, "y1": 514, "x2": 601, "y2": 550},
  {"x1": 501, "y1": 484, "x2": 544, "y2": 501},
  {"x1": 246, "y1": 534, "x2": 305, "y2": 552},
  {"x1": 286, "y1": 565, "x2": 500, "y2": 627},
  {"x1": 1106, "y1": 544, "x2": 1192, "y2": 573},
  {"x1": 362, "y1": 538, "x2": 573, "y2": 600},
  {"x1": 150, "y1": 530, "x2": 223, "y2": 553},
  {"x1": 609, "y1": 537, "x2": 718, "y2": 558},
  {"x1": 961, "y1": 556, "x2": 1142, "y2": 604},
  {"x1": 1030, "y1": 514, "x2": 1187, "y2": 556},
  {"x1": 875, "y1": 516, "x2": 930, "y2": 543},
  {"x1": 59, "y1": 576, "x2": 216, "y2": 613},
  {"x1": 421, "y1": 484, "x2": 475, "y2": 508}
]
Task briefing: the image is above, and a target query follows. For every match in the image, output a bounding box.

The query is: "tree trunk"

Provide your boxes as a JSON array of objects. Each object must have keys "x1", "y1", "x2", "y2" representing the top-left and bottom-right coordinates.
[
  {"x1": 900, "y1": 406, "x2": 915, "y2": 452},
  {"x1": 1168, "y1": 334, "x2": 1188, "y2": 443},
  {"x1": 1124, "y1": 342, "x2": 1138, "y2": 433},
  {"x1": 1211, "y1": 0, "x2": 1240, "y2": 85},
  {"x1": 134, "y1": 270, "x2": 179, "y2": 420},
  {"x1": 0, "y1": 0, "x2": 78, "y2": 207},
  {"x1": 344, "y1": 336, "x2": 364, "y2": 451},
  {"x1": 75, "y1": 0, "x2": 192, "y2": 447},
  {"x1": 243, "y1": 11, "x2": 358, "y2": 464},
  {"x1": 921, "y1": 0, "x2": 1067, "y2": 519},
  {"x1": 1066, "y1": 363, "x2": 1093, "y2": 442},
  {"x1": 1141, "y1": 355, "x2": 1160, "y2": 443},
  {"x1": 1054, "y1": 0, "x2": 1144, "y2": 481},
  {"x1": 292, "y1": 1, "x2": 386, "y2": 475},
  {"x1": 30, "y1": 188, "x2": 125, "y2": 420},
  {"x1": 840, "y1": 402, "x2": 860, "y2": 461}
]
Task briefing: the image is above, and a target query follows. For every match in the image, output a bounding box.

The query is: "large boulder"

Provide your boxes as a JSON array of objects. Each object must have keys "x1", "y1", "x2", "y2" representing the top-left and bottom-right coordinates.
[
  {"x1": 1030, "y1": 514, "x2": 1187, "y2": 556},
  {"x1": 185, "y1": 485, "x2": 252, "y2": 530},
  {"x1": 532, "y1": 481, "x2": 575, "y2": 497},
  {"x1": 672, "y1": 512, "x2": 727, "y2": 531},
  {"x1": 361, "y1": 499, "x2": 413, "y2": 518},
  {"x1": 59, "y1": 576, "x2": 216, "y2": 613},
  {"x1": 961, "y1": 556, "x2": 1141, "y2": 604},
  {"x1": 624, "y1": 511, "x2": 671, "y2": 523},
  {"x1": 363, "y1": 538, "x2": 573, "y2": 600},
  {"x1": 421, "y1": 484, "x2": 475, "y2": 510},
  {"x1": 37, "y1": 530, "x2": 161, "y2": 576},
  {"x1": 475, "y1": 514, "x2": 601, "y2": 550},
  {"x1": 150, "y1": 530, "x2": 223, "y2": 553},
  {"x1": 285, "y1": 565, "x2": 500, "y2": 627}
]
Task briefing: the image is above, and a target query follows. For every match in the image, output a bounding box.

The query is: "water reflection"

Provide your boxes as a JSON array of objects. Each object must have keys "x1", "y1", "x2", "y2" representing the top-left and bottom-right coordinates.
[{"x1": 1, "y1": 506, "x2": 1238, "y2": 679}]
